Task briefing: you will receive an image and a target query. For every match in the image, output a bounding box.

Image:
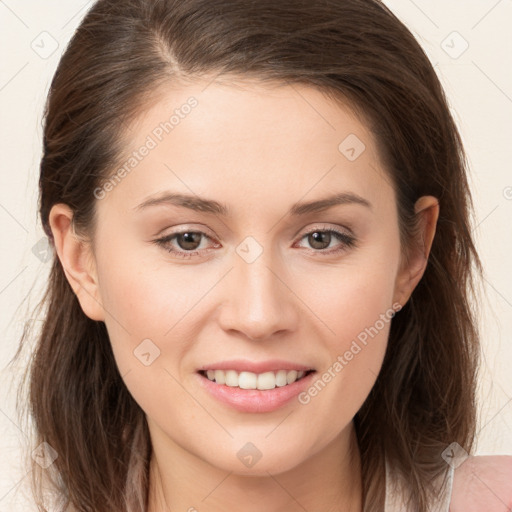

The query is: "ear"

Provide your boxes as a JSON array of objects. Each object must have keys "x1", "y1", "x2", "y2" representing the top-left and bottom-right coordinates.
[
  {"x1": 393, "y1": 195, "x2": 439, "y2": 307},
  {"x1": 48, "y1": 203, "x2": 105, "y2": 321}
]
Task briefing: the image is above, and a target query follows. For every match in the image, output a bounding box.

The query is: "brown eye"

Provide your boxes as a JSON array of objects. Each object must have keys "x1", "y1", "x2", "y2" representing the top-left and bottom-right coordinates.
[
  {"x1": 296, "y1": 228, "x2": 356, "y2": 255},
  {"x1": 307, "y1": 231, "x2": 332, "y2": 250},
  {"x1": 154, "y1": 230, "x2": 219, "y2": 259},
  {"x1": 174, "y1": 232, "x2": 203, "y2": 251}
]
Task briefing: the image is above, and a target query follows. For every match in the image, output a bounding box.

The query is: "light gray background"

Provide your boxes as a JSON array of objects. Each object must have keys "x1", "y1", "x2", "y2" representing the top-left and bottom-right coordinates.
[{"x1": 1, "y1": 0, "x2": 511, "y2": 510}]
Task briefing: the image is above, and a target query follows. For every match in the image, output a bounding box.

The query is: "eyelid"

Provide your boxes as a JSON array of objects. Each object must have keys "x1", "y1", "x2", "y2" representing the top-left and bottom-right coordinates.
[
  {"x1": 296, "y1": 222, "x2": 355, "y2": 239},
  {"x1": 153, "y1": 223, "x2": 217, "y2": 239}
]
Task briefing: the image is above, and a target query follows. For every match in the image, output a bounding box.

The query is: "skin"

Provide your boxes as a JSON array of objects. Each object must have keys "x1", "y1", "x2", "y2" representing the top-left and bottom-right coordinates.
[
  {"x1": 49, "y1": 79, "x2": 440, "y2": 511},
  {"x1": 451, "y1": 456, "x2": 512, "y2": 511}
]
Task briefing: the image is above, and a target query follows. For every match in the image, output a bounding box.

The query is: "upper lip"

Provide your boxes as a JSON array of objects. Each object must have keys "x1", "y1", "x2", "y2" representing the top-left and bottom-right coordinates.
[{"x1": 197, "y1": 359, "x2": 315, "y2": 374}]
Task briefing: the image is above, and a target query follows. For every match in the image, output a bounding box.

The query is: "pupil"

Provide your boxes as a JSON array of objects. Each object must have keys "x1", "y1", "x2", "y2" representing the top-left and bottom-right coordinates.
[
  {"x1": 309, "y1": 231, "x2": 330, "y2": 249},
  {"x1": 179, "y1": 232, "x2": 201, "y2": 250}
]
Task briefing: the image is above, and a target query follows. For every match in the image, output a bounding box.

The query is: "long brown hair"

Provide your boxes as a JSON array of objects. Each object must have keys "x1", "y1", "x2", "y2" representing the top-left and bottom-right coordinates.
[{"x1": 13, "y1": 0, "x2": 482, "y2": 510}]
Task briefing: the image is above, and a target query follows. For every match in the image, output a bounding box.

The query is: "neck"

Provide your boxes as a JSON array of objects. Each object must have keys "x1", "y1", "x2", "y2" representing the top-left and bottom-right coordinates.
[{"x1": 147, "y1": 421, "x2": 362, "y2": 512}]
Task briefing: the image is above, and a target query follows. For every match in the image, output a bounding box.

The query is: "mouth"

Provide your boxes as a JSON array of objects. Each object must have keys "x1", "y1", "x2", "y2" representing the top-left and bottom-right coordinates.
[
  {"x1": 197, "y1": 368, "x2": 316, "y2": 390},
  {"x1": 196, "y1": 366, "x2": 318, "y2": 413}
]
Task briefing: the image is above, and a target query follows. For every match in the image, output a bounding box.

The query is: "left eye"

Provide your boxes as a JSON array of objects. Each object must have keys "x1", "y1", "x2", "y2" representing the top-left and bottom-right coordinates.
[
  {"x1": 295, "y1": 229, "x2": 356, "y2": 253},
  {"x1": 154, "y1": 227, "x2": 356, "y2": 259},
  {"x1": 154, "y1": 231, "x2": 217, "y2": 259}
]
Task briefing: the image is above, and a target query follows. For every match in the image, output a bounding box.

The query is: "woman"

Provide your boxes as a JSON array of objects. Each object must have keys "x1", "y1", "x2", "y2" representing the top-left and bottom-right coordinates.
[{"x1": 15, "y1": 0, "x2": 512, "y2": 511}]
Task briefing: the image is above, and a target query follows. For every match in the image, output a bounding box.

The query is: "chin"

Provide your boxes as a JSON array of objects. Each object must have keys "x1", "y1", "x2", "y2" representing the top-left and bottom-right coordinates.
[{"x1": 204, "y1": 444, "x2": 311, "y2": 477}]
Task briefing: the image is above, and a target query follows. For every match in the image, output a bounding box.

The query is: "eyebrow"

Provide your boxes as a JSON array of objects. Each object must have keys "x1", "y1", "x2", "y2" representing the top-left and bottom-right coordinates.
[{"x1": 133, "y1": 191, "x2": 372, "y2": 216}]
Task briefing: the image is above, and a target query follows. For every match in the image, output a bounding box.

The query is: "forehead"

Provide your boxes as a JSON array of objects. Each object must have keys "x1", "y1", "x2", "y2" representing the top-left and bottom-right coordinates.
[{"x1": 100, "y1": 78, "x2": 394, "y2": 219}]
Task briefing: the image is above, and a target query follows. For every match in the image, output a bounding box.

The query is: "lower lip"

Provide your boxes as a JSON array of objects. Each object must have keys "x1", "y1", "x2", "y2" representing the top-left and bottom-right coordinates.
[{"x1": 196, "y1": 371, "x2": 316, "y2": 413}]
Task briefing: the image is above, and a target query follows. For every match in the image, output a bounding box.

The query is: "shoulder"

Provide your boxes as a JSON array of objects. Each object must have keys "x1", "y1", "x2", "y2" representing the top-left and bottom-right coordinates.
[{"x1": 450, "y1": 455, "x2": 512, "y2": 511}]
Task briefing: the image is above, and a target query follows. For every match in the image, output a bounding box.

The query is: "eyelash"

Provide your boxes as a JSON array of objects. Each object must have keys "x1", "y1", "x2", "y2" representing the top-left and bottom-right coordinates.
[{"x1": 154, "y1": 226, "x2": 357, "y2": 260}]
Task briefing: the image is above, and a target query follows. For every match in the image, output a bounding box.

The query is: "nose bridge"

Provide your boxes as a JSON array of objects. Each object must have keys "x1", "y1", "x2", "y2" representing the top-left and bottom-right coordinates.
[{"x1": 218, "y1": 236, "x2": 297, "y2": 340}]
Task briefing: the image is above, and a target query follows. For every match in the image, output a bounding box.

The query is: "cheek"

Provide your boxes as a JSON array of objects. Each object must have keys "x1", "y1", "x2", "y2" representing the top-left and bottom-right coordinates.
[
  {"x1": 295, "y1": 280, "x2": 394, "y2": 446},
  {"x1": 301, "y1": 270, "x2": 394, "y2": 388},
  {"x1": 297, "y1": 248, "x2": 399, "y2": 351},
  {"x1": 293, "y1": 243, "x2": 399, "y2": 428},
  {"x1": 94, "y1": 256, "x2": 202, "y2": 427},
  {"x1": 94, "y1": 224, "x2": 208, "y2": 341},
  {"x1": 92, "y1": 236, "x2": 193, "y2": 378}
]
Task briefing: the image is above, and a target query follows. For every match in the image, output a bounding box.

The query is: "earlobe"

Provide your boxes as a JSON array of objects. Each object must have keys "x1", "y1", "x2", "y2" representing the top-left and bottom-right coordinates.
[
  {"x1": 393, "y1": 196, "x2": 440, "y2": 306},
  {"x1": 48, "y1": 203, "x2": 105, "y2": 322}
]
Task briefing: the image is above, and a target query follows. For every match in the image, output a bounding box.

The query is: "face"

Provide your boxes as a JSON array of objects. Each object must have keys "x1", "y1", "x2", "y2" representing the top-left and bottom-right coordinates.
[{"x1": 52, "y1": 78, "x2": 434, "y2": 477}]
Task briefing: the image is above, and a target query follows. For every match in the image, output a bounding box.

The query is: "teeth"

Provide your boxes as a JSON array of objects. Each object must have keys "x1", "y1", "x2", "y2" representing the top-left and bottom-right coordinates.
[
  {"x1": 214, "y1": 369, "x2": 225, "y2": 385},
  {"x1": 275, "y1": 370, "x2": 288, "y2": 387},
  {"x1": 257, "y1": 371, "x2": 276, "y2": 390},
  {"x1": 225, "y1": 370, "x2": 238, "y2": 387},
  {"x1": 203, "y1": 369, "x2": 308, "y2": 389},
  {"x1": 287, "y1": 370, "x2": 298, "y2": 384},
  {"x1": 239, "y1": 371, "x2": 257, "y2": 389}
]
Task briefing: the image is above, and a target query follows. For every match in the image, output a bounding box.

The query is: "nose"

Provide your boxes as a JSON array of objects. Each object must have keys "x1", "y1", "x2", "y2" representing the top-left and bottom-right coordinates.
[{"x1": 217, "y1": 243, "x2": 299, "y2": 341}]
